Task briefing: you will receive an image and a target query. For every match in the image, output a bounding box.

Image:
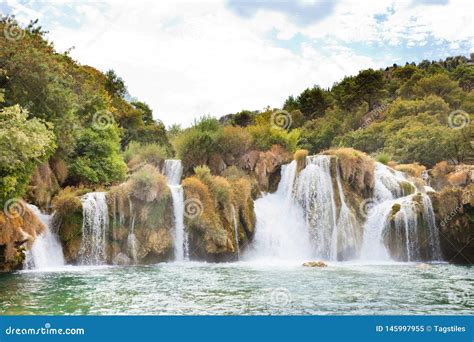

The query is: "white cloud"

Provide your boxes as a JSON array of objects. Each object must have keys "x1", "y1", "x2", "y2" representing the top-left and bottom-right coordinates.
[{"x1": 2, "y1": 0, "x2": 472, "y2": 126}]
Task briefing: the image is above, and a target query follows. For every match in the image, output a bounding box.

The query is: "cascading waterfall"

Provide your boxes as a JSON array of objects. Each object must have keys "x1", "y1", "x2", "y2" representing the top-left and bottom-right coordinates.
[
  {"x1": 246, "y1": 161, "x2": 313, "y2": 261},
  {"x1": 127, "y1": 198, "x2": 138, "y2": 264},
  {"x1": 334, "y1": 164, "x2": 360, "y2": 259},
  {"x1": 25, "y1": 205, "x2": 65, "y2": 269},
  {"x1": 249, "y1": 155, "x2": 442, "y2": 263},
  {"x1": 79, "y1": 192, "x2": 109, "y2": 265},
  {"x1": 294, "y1": 156, "x2": 338, "y2": 260},
  {"x1": 231, "y1": 205, "x2": 240, "y2": 259},
  {"x1": 360, "y1": 163, "x2": 442, "y2": 262},
  {"x1": 163, "y1": 159, "x2": 189, "y2": 261}
]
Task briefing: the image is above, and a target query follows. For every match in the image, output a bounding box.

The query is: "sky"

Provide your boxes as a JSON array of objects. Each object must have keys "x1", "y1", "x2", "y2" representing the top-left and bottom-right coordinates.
[{"x1": 1, "y1": 0, "x2": 473, "y2": 127}]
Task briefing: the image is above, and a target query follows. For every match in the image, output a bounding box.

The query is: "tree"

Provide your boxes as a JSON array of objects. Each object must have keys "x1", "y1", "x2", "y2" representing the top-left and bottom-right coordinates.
[
  {"x1": 232, "y1": 110, "x2": 255, "y2": 127},
  {"x1": 283, "y1": 95, "x2": 299, "y2": 111},
  {"x1": 414, "y1": 74, "x2": 463, "y2": 107},
  {"x1": 0, "y1": 105, "x2": 56, "y2": 205},
  {"x1": 68, "y1": 124, "x2": 127, "y2": 185},
  {"x1": 452, "y1": 63, "x2": 474, "y2": 92},
  {"x1": 296, "y1": 86, "x2": 333, "y2": 119},
  {"x1": 104, "y1": 70, "x2": 127, "y2": 98},
  {"x1": 384, "y1": 119, "x2": 456, "y2": 167},
  {"x1": 132, "y1": 101, "x2": 154, "y2": 125},
  {"x1": 353, "y1": 69, "x2": 387, "y2": 110}
]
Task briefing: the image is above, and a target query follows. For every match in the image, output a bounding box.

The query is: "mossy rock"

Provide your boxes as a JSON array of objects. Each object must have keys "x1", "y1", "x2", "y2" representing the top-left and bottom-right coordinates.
[
  {"x1": 391, "y1": 203, "x2": 401, "y2": 216},
  {"x1": 303, "y1": 261, "x2": 327, "y2": 268},
  {"x1": 400, "y1": 181, "x2": 416, "y2": 196}
]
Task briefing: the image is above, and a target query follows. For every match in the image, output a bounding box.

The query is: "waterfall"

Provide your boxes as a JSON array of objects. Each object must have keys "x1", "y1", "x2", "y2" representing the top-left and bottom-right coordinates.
[
  {"x1": 360, "y1": 163, "x2": 442, "y2": 262},
  {"x1": 127, "y1": 198, "x2": 138, "y2": 264},
  {"x1": 79, "y1": 192, "x2": 109, "y2": 265},
  {"x1": 334, "y1": 164, "x2": 359, "y2": 260},
  {"x1": 246, "y1": 161, "x2": 313, "y2": 261},
  {"x1": 248, "y1": 155, "x2": 442, "y2": 263},
  {"x1": 25, "y1": 205, "x2": 65, "y2": 269},
  {"x1": 294, "y1": 156, "x2": 338, "y2": 260},
  {"x1": 231, "y1": 205, "x2": 240, "y2": 259},
  {"x1": 163, "y1": 159, "x2": 189, "y2": 261}
]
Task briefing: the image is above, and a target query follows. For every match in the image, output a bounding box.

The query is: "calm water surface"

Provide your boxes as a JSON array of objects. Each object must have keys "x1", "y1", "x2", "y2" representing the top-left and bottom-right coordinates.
[{"x1": 0, "y1": 261, "x2": 472, "y2": 315}]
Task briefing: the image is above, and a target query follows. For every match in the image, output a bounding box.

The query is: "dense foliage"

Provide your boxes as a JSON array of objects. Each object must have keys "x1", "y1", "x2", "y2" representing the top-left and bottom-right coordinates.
[
  {"x1": 0, "y1": 16, "x2": 472, "y2": 208},
  {"x1": 0, "y1": 17, "x2": 172, "y2": 206}
]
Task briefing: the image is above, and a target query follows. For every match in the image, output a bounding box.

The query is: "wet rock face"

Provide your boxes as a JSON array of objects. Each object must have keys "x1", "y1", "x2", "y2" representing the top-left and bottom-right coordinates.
[
  {"x1": 0, "y1": 203, "x2": 45, "y2": 272},
  {"x1": 239, "y1": 145, "x2": 290, "y2": 192},
  {"x1": 429, "y1": 185, "x2": 474, "y2": 264},
  {"x1": 107, "y1": 191, "x2": 175, "y2": 264},
  {"x1": 181, "y1": 174, "x2": 256, "y2": 262}
]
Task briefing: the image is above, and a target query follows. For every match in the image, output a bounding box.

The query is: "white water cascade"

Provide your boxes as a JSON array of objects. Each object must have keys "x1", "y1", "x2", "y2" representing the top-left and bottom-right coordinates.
[
  {"x1": 231, "y1": 205, "x2": 240, "y2": 260},
  {"x1": 246, "y1": 161, "x2": 313, "y2": 261},
  {"x1": 127, "y1": 198, "x2": 138, "y2": 264},
  {"x1": 163, "y1": 159, "x2": 189, "y2": 261},
  {"x1": 360, "y1": 163, "x2": 442, "y2": 262},
  {"x1": 79, "y1": 192, "x2": 109, "y2": 265},
  {"x1": 25, "y1": 205, "x2": 65, "y2": 269},
  {"x1": 294, "y1": 155, "x2": 363, "y2": 260},
  {"x1": 248, "y1": 155, "x2": 442, "y2": 263}
]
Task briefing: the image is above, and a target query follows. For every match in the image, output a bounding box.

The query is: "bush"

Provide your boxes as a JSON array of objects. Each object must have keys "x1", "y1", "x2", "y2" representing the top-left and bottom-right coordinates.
[
  {"x1": 127, "y1": 165, "x2": 169, "y2": 202},
  {"x1": 68, "y1": 124, "x2": 127, "y2": 185},
  {"x1": 194, "y1": 165, "x2": 212, "y2": 182},
  {"x1": 375, "y1": 152, "x2": 391, "y2": 165},
  {"x1": 215, "y1": 126, "x2": 251, "y2": 160},
  {"x1": 123, "y1": 142, "x2": 168, "y2": 170},
  {"x1": 384, "y1": 119, "x2": 456, "y2": 167},
  {"x1": 52, "y1": 187, "x2": 83, "y2": 218},
  {"x1": 0, "y1": 105, "x2": 56, "y2": 206},
  {"x1": 395, "y1": 163, "x2": 426, "y2": 177},
  {"x1": 222, "y1": 166, "x2": 247, "y2": 180},
  {"x1": 175, "y1": 128, "x2": 219, "y2": 173},
  {"x1": 247, "y1": 125, "x2": 300, "y2": 152}
]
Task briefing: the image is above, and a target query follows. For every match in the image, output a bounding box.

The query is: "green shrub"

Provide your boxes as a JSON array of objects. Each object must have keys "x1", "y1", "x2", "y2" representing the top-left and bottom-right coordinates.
[
  {"x1": 123, "y1": 142, "x2": 168, "y2": 170},
  {"x1": 127, "y1": 165, "x2": 169, "y2": 202},
  {"x1": 375, "y1": 153, "x2": 391, "y2": 165},
  {"x1": 68, "y1": 124, "x2": 127, "y2": 185}
]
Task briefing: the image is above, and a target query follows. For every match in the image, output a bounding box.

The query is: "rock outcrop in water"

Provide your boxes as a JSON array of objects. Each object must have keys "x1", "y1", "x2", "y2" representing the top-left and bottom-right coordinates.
[
  {"x1": 0, "y1": 202, "x2": 45, "y2": 271},
  {"x1": 239, "y1": 145, "x2": 291, "y2": 192},
  {"x1": 182, "y1": 166, "x2": 256, "y2": 261},
  {"x1": 429, "y1": 184, "x2": 474, "y2": 264}
]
